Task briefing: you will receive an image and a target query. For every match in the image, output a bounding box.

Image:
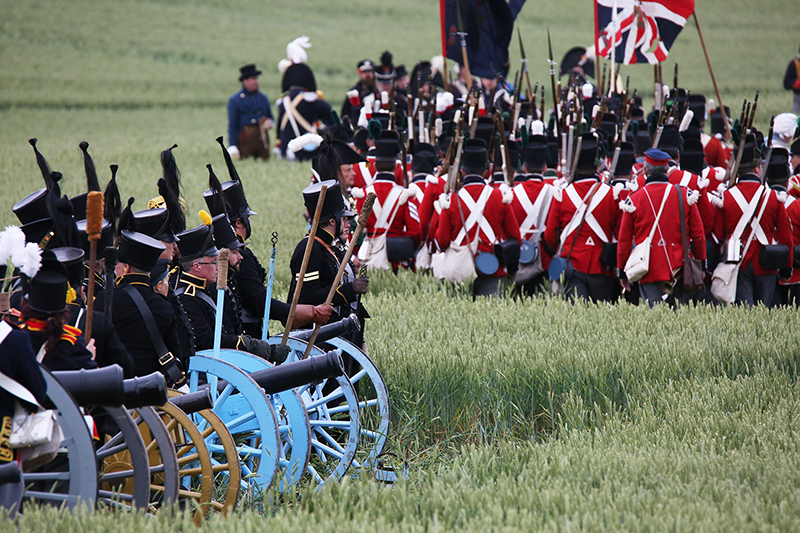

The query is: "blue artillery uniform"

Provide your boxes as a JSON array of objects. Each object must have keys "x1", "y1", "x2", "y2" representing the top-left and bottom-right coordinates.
[
  {"x1": 227, "y1": 87, "x2": 273, "y2": 148},
  {"x1": 276, "y1": 89, "x2": 333, "y2": 160}
]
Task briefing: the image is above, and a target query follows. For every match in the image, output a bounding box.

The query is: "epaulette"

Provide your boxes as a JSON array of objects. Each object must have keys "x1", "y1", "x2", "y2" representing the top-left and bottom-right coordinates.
[
  {"x1": 620, "y1": 197, "x2": 636, "y2": 213},
  {"x1": 687, "y1": 189, "x2": 700, "y2": 206},
  {"x1": 61, "y1": 324, "x2": 82, "y2": 345}
]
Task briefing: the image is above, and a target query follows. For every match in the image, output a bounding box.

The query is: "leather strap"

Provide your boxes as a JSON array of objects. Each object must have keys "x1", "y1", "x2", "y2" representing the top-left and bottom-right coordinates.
[{"x1": 121, "y1": 286, "x2": 183, "y2": 385}]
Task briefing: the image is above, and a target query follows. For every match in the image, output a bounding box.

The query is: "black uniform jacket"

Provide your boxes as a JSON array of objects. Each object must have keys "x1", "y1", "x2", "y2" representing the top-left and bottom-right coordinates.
[
  {"x1": 176, "y1": 272, "x2": 242, "y2": 352},
  {"x1": 94, "y1": 273, "x2": 182, "y2": 377},
  {"x1": 66, "y1": 299, "x2": 134, "y2": 378},
  {"x1": 288, "y1": 227, "x2": 358, "y2": 323}
]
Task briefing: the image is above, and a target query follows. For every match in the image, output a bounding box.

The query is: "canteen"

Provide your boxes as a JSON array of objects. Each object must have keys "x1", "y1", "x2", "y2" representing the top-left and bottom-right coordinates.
[
  {"x1": 548, "y1": 255, "x2": 573, "y2": 282},
  {"x1": 519, "y1": 240, "x2": 539, "y2": 265},
  {"x1": 474, "y1": 252, "x2": 500, "y2": 277}
]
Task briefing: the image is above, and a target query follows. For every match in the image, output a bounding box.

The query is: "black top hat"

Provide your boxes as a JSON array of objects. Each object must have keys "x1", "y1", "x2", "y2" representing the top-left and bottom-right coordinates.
[
  {"x1": 462, "y1": 145, "x2": 488, "y2": 174},
  {"x1": 546, "y1": 136, "x2": 559, "y2": 168},
  {"x1": 634, "y1": 130, "x2": 651, "y2": 156},
  {"x1": 118, "y1": 230, "x2": 166, "y2": 272},
  {"x1": 688, "y1": 94, "x2": 707, "y2": 121},
  {"x1": 680, "y1": 138, "x2": 706, "y2": 175},
  {"x1": 559, "y1": 46, "x2": 595, "y2": 79},
  {"x1": 176, "y1": 224, "x2": 218, "y2": 264},
  {"x1": 133, "y1": 208, "x2": 177, "y2": 243},
  {"x1": 710, "y1": 106, "x2": 731, "y2": 137},
  {"x1": 765, "y1": 147, "x2": 791, "y2": 185},
  {"x1": 658, "y1": 125, "x2": 681, "y2": 153},
  {"x1": 51, "y1": 247, "x2": 85, "y2": 288},
  {"x1": 332, "y1": 140, "x2": 365, "y2": 165},
  {"x1": 13, "y1": 189, "x2": 49, "y2": 226},
  {"x1": 27, "y1": 252, "x2": 68, "y2": 315},
  {"x1": 353, "y1": 128, "x2": 369, "y2": 153},
  {"x1": 374, "y1": 138, "x2": 399, "y2": 162},
  {"x1": 494, "y1": 140, "x2": 520, "y2": 170},
  {"x1": 412, "y1": 144, "x2": 437, "y2": 174},
  {"x1": 465, "y1": 138, "x2": 487, "y2": 150},
  {"x1": 203, "y1": 179, "x2": 257, "y2": 220},
  {"x1": 303, "y1": 180, "x2": 355, "y2": 220},
  {"x1": 473, "y1": 117, "x2": 494, "y2": 145},
  {"x1": 575, "y1": 132, "x2": 599, "y2": 172},
  {"x1": 395, "y1": 65, "x2": 408, "y2": 79},
  {"x1": 70, "y1": 193, "x2": 88, "y2": 222},
  {"x1": 599, "y1": 113, "x2": 618, "y2": 143},
  {"x1": 409, "y1": 61, "x2": 444, "y2": 96},
  {"x1": 21, "y1": 218, "x2": 54, "y2": 245},
  {"x1": 239, "y1": 64, "x2": 262, "y2": 81},
  {"x1": 282, "y1": 63, "x2": 316, "y2": 92},
  {"x1": 75, "y1": 218, "x2": 113, "y2": 257},
  {"x1": 375, "y1": 69, "x2": 395, "y2": 83},
  {"x1": 523, "y1": 135, "x2": 549, "y2": 170},
  {"x1": 734, "y1": 133, "x2": 760, "y2": 170},
  {"x1": 614, "y1": 142, "x2": 635, "y2": 177},
  {"x1": 211, "y1": 214, "x2": 242, "y2": 251}
]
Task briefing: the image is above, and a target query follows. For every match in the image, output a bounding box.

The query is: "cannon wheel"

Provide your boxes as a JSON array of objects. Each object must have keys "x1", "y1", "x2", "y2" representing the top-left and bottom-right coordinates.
[
  {"x1": 156, "y1": 401, "x2": 213, "y2": 526},
  {"x1": 96, "y1": 406, "x2": 151, "y2": 509},
  {"x1": 266, "y1": 338, "x2": 362, "y2": 485},
  {"x1": 166, "y1": 390, "x2": 240, "y2": 516},
  {"x1": 317, "y1": 336, "x2": 391, "y2": 469},
  {"x1": 197, "y1": 349, "x2": 311, "y2": 491},
  {"x1": 187, "y1": 355, "x2": 281, "y2": 492},
  {"x1": 130, "y1": 407, "x2": 180, "y2": 509},
  {"x1": 21, "y1": 368, "x2": 98, "y2": 512}
]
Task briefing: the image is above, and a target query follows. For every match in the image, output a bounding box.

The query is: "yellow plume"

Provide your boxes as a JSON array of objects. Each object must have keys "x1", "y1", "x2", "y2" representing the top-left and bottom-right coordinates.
[{"x1": 199, "y1": 210, "x2": 213, "y2": 226}]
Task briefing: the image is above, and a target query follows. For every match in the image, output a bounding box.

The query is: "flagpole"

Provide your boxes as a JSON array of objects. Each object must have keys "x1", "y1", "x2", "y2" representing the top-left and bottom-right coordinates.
[
  {"x1": 608, "y1": 0, "x2": 616, "y2": 97},
  {"x1": 693, "y1": 10, "x2": 732, "y2": 143}
]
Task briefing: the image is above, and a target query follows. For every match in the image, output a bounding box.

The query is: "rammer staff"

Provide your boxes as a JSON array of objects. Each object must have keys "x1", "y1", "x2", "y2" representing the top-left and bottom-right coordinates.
[
  {"x1": 213, "y1": 249, "x2": 230, "y2": 360},
  {"x1": 282, "y1": 184, "x2": 327, "y2": 346},
  {"x1": 261, "y1": 232, "x2": 278, "y2": 341},
  {"x1": 302, "y1": 193, "x2": 376, "y2": 358},
  {"x1": 84, "y1": 191, "x2": 104, "y2": 342}
]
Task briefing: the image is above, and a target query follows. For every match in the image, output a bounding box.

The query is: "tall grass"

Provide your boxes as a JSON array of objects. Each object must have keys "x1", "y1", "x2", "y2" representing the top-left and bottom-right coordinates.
[{"x1": 2, "y1": 1, "x2": 800, "y2": 529}]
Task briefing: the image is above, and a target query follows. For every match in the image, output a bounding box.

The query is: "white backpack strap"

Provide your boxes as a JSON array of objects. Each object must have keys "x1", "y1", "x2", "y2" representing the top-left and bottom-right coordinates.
[
  {"x1": 729, "y1": 186, "x2": 763, "y2": 242},
  {"x1": 0, "y1": 322, "x2": 44, "y2": 409},
  {"x1": 374, "y1": 186, "x2": 403, "y2": 229},
  {"x1": 581, "y1": 185, "x2": 611, "y2": 243}
]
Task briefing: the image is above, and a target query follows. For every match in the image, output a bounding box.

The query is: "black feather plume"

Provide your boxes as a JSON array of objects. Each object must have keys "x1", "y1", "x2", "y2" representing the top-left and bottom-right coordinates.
[
  {"x1": 118, "y1": 197, "x2": 136, "y2": 239},
  {"x1": 29, "y1": 138, "x2": 54, "y2": 191},
  {"x1": 54, "y1": 195, "x2": 80, "y2": 249},
  {"x1": 215, "y1": 136, "x2": 241, "y2": 183},
  {"x1": 79, "y1": 141, "x2": 101, "y2": 192},
  {"x1": 104, "y1": 164, "x2": 122, "y2": 235},
  {"x1": 206, "y1": 164, "x2": 230, "y2": 217},
  {"x1": 158, "y1": 178, "x2": 185, "y2": 234},
  {"x1": 160, "y1": 144, "x2": 183, "y2": 201}
]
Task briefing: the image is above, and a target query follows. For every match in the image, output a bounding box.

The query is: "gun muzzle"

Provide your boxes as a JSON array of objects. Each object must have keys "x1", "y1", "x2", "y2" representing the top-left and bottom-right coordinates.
[
  {"x1": 122, "y1": 372, "x2": 167, "y2": 408},
  {"x1": 52, "y1": 365, "x2": 124, "y2": 407},
  {"x1": 289, "y1": 314, "x2": 360, "y2": 344},
  {"x1": 168, "y1": 388, "x2": 214, "y2": 415}
]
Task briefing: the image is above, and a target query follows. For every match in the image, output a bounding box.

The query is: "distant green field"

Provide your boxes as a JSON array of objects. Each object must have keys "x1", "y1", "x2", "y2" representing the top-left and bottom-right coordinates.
[{"x1": 2, "y1": 0, "x2": 800, "y2": 530}]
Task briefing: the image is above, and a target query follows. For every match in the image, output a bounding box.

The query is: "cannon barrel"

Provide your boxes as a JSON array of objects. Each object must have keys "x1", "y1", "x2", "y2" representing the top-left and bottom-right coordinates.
[
  {"x1": 52, "y1": 365, "x2": 124, "y2": 407},
  {"x1": 52, "y1": 366, "x2": 167, "y2": 408},
  {"x1": 122, "y1": 372, "x2": 168, "y2": 408},
  {"x1": 168, "y1": 388, "x2": 213, "y2": 415},
  {"x1": 205, "y1": 349, "x2": 344, "y2": 395},
  {"x1": 289, "y1": 314, "x2": 360, "y2": 344}
]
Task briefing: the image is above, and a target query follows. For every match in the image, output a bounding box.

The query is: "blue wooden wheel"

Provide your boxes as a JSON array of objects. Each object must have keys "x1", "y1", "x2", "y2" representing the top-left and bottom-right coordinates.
[
  {"x1": 267, "y1": 337, "x2": 361, "y2": 485},
  {"x1": 315, "y1": 336, "x2": 391, "y2": 469},
  {"x1": 187, "y1": 355, "x2": 281, "y2": 491},
  {"x1": 196, "y1": 348, "x2": 311, "y2": 491}
]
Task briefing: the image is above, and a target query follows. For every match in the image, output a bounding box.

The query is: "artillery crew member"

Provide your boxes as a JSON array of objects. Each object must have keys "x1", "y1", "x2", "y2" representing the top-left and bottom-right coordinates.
[
  {"x1": 94, "y1": 231, "x2": 184, "y2": 382},
  {"x1": 175, "y1": 220, "x2": 290, "y2": 364},
  {"x1": 289, "y1": 179, "x2": 368, "y2": 328}
]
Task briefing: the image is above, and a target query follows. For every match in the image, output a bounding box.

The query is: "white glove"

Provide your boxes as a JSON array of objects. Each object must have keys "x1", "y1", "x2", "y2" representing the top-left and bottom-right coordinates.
[{"x1": 227, "y1": 145, "x2": 240, "y2": 158}]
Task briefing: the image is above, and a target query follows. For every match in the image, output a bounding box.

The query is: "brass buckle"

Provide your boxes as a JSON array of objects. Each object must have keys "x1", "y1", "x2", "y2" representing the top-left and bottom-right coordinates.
[{"x1": 159, "y1": 352, "x2": 175, "y2": 366}]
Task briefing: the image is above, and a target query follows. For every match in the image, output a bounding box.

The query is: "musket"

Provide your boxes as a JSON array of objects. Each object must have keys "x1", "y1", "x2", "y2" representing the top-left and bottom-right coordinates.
[
  {"x1": 486, "y1": 106, "x2": 500, "y2": 167},
  {"x1": 673, "y1": 63, "x2": 679, "y2": 92},
  {"x1": 547, "y1": 28, "x2": 560, "y2": 140},
  {"x1": 445, "y1": 108, "x2": 466, "y2": 194},
  {"x1": 518, "y1": 29, "x2": 534, "y2": 100},
  {"x1": 468, "y1": 88, "x2": 479, "y2": 138},
  {"x1": 759, "y1": 115, "x2": 776, "y2": 177},
  {"x1": 654, "y1": 64, "x2": 662, "y2": 110},
  {"x1": 608, "y1": 146, "x2": 621, "y2": 177},
  {"x1": 540, "y1": 85, "x2": 546, "y2": 124},
  {"x1": 748, "y1": 91, "x2": 759, "y2": 129},
  {"x1": 495, "y1": 111, "x2": 512, "y2": 186},
  {"x1": 455, "y1": 2, "x2": 472, "y2": 91}
]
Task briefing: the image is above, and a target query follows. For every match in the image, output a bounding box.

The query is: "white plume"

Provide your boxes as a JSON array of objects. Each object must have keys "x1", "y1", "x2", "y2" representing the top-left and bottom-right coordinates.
[
  {"x1": 286, "y1": 36, "x2": 311, "y2": 64},
  {"x1": 287, "y1": 133, "x2": 323, "y2": 154}
]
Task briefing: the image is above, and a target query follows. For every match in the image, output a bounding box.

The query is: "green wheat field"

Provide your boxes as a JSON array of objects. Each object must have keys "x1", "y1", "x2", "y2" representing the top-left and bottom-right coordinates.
[{"x1": 1, "y1": 0, "x2": 800, "y2": 530}]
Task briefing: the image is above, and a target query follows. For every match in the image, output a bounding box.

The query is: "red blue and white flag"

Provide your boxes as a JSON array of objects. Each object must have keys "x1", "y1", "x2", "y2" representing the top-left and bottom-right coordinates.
[{"x1": 595, "y1": 0, "x2": 694, "y2": 64}]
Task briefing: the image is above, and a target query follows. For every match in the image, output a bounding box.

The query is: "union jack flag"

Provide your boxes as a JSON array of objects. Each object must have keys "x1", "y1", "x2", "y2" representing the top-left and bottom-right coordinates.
[{"x1": 595, "y1": 0, "x2": 694, "y2": 64}]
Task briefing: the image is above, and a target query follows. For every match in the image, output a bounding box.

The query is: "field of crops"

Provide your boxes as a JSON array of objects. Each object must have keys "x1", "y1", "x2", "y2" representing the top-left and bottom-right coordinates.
[{"x1": 2, "y1": 0, "x2": 800, "y2": 530}]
